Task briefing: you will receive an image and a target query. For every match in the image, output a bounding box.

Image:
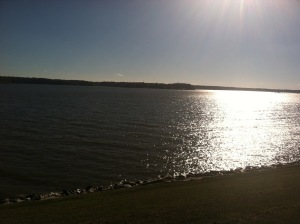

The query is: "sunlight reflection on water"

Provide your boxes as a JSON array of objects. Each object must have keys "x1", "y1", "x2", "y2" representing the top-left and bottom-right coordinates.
[{"x1": 163, "y1": 90, "x2": 300, "y2": 175}]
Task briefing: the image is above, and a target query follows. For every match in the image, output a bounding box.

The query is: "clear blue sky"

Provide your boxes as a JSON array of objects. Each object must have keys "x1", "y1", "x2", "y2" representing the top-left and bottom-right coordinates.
[{"x1": 1, "y1": 0, "x2": 300, "y2": 89}]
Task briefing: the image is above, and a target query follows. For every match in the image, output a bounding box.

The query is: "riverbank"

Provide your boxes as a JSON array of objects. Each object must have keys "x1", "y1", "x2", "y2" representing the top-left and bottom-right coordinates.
[
  {"x1": 1, "y1": 163, "x2": 300, "y2": 224},
  {"x1": 2, "y1": 76, "x2": 300, "y2": 93}
]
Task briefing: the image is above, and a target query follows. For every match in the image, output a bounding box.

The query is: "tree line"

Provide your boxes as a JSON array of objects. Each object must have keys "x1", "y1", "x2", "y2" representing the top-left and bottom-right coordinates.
[
  {"x1": 0, "y1": 76, "x2": 195, "y2": 90},
  {"x1": 1, "y1": 76, "x2": 299, "y2": 93}
]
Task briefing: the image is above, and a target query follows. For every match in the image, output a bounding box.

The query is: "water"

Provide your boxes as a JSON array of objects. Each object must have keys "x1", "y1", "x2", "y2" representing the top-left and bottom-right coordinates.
[{"x1": 1, "y1": 84, "x2": 300, "y2": 198}]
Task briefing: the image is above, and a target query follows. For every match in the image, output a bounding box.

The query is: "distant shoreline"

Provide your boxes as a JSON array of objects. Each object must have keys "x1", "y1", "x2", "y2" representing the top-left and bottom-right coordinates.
[
  {"x1": 1, "y1": 76, "x2": 299, "y2": 93},
  {"x1": 0, "y1": 76, "x2": 195, "y2": 90}
]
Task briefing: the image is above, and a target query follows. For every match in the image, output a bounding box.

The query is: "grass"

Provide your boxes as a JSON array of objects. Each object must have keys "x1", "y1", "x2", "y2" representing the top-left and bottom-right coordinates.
[{"x1": 1, "y1": 165, "x2": 300, "y2": 224}]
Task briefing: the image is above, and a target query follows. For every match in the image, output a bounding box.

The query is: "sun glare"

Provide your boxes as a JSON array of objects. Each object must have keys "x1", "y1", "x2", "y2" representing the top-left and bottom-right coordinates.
[
  {"x1": 207, "y1": 90, "x2": 288, "y2": 170},
  {"x1": 213, "y1": 90, "x2": 280, "y2": 111}
]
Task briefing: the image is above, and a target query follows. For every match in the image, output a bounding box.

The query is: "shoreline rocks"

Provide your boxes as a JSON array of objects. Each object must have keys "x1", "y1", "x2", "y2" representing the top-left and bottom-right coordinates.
[{"x1": 1, "y1": 162, "x2": 298, "y2": 206}]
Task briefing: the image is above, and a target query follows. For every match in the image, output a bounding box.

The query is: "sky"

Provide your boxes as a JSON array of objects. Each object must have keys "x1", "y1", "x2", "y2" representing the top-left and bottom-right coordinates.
[{"x1": 1, "y1": 0, "x2": 300, "y2": 89}]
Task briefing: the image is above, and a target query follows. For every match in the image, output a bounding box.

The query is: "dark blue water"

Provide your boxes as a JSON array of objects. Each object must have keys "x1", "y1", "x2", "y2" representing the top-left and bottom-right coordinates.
[{"x1": 1, "y1": 84, "x2": 300, "y2": 197}]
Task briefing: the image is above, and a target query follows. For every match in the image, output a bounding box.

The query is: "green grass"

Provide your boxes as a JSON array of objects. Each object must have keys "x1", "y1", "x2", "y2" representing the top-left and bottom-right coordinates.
[{"x1": 1, "y1": 165, "x2": 300, "y2": 224}]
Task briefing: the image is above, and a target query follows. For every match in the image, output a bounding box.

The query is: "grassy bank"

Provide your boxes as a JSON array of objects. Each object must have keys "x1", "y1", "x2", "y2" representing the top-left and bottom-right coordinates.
[{"x1": 1, "y1": 165, "x2": 300, "y2": 224}]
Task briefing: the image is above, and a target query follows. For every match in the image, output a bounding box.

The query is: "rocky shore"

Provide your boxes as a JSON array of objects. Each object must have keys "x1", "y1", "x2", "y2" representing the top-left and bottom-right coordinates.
[
  {"x1": 1, "y1": 164, "x2": 285, "y2": 205},
  {"x1": 1, "y1": 162, "x2": 300, "y2": 224}
]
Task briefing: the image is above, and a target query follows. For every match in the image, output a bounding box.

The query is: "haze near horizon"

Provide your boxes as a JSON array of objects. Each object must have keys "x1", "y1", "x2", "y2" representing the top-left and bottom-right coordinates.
[{"x1": 1, "y1": 0, "x2": 300, "y2": 89}]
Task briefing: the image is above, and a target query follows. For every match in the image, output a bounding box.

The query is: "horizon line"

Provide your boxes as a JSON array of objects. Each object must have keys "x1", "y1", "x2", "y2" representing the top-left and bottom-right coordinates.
[{"x1": 1, "y1": 75, "x2": 299, "y2": 93}]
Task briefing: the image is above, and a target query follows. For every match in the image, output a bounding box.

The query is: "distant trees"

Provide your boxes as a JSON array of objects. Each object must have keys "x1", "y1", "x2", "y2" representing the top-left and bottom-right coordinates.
[
  {"x1": 0, "y1": 76, "x2": 195, "y2": 90},
  {"x1": 98, "y1": 81, "x2": 195, "y2": 90},
  {"x1": 0, "y1": 76, "x2": 93, "y2": 86},
  {"x1": 1, "y1": 76, "x2": 299, "y2": 93}
]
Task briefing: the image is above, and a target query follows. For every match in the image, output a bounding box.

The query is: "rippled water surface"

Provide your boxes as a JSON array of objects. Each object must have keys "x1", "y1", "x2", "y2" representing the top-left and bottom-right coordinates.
[{"x1": 1, "y1": 84, "x2": 300, "y2": 197}]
